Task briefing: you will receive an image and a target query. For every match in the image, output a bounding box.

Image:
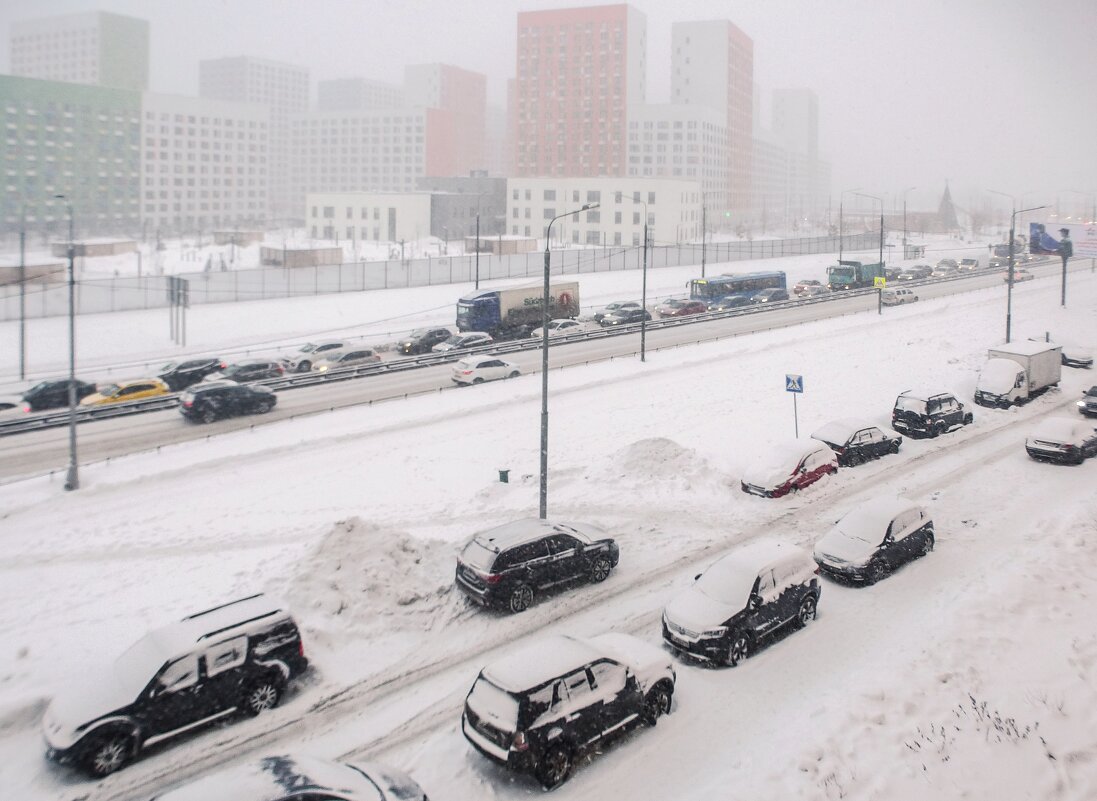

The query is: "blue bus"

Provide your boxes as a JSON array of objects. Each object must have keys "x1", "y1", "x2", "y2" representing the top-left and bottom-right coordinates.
[{"x1": 689, "y1": 271, "x2": 787, "y2": 303}]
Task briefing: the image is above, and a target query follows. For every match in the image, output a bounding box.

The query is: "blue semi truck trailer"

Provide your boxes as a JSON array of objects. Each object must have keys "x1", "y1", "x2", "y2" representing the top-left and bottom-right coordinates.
[{"x1": 456, "y1": 281, "x2": 580, "y2": 340}]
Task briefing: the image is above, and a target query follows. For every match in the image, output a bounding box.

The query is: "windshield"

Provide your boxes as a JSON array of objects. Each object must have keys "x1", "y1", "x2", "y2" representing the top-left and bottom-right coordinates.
[
  {"x1": 894, "y1": 395, "x2": 925, "y2": 413},
  {"x1": 298, "y1": 343, "x2": 316, "y2": 353},
  {"x1": 112, "y1": 633, "x2": 169, "y2": 698},
  {"x1": 408, "y1": 328, "x2": 429, "y2": 339},
  {"x1": 460, "y1": 538, "x2": 498, "y2": 571},
  {"x1": 98, "y1": 383, "x2": 120, "y2": 397},
  {"x1": 160, "y1": 362, "x2": 178, "y2": 372},
  {"x1": 695, "y1": 559, "x2": 757, "y2": 606},
  {"x1": 828, "y1": 267, "x2": 853, "y2": 279}
]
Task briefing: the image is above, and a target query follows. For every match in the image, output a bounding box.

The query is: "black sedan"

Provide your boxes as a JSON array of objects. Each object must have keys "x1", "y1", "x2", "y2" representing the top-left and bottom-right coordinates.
[
  {"x1": 811, "y1": 419, "x2": 901, "y2": 466},
  {"x1": 179, "y1": 382, "x2": 277, "y2": 423},
  {"x1": 600, "y1": 308, "x2": 651, "y2": 326},
  {"x1": 707, "y1": 295, "x2": 753, "y2": 311},
  {"x1": 158, "y1": 357, "x2": 223, "y2": 391},
  {"x1": 21, "y1": 379, "x2": 97, "y2": 411},
  {"x1": 396, "y1": 326, "x2": 452, "y2": 355},
  {"x1": 1025, "y1": 417, "x2": 1097, "y2": 464}
]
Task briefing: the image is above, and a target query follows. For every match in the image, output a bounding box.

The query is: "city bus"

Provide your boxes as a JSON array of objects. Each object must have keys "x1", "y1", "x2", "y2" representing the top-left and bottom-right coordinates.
[{"x1": 689, "y1": 270, "x2": 787, "y2": 303}]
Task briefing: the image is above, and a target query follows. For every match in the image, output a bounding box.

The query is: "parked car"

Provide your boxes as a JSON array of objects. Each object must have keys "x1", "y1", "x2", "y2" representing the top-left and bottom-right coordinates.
[
  {"x1": 792, "y1": 278, "x2": 823, "y2": 296},
  {"x1": 811, "y1": 420, "x2": 902, "y2": 466},
  {"x1": 461, "y1": 632, "x2": 675, "y2": 789},
  {"x1": 204, "y1": 359, "x2": 285, "y2": 383},
  {"x1": 813, "y1": 497, "x2": 934, "y2": 584},
  {"x1": 898, "y1": 264, "x2": 933, "y2": 280},
  {"x1": 452, "y1": 355, "x2": 520, "y2": 385},
  {"x1": 662, "y1": 539, "x2": 820, "y2": 666},
  {"x1": 1025, "y1": 417, "x2": 1097, "y2": 464},
  {"x1": 884, "y1": 267, "x2": 905, "y2": 281},
  {"x1": 931, "y1": 259, "x2": 960, "y2": 277},
  {"x1": 21, "y1": 378, "x2": 97, "y2": 411},
  {"x1": 707, "y1": 294, "x2": 754, "y2": 311},
  {"x1": 396, "y1": 327, "x2": 452, "y2": 355},
  {"x1": 881, "y1": 287, "x2": 919, "y2": 306},
  {"x1": 432, "y1": 332, "x2": 494, "y2": 353},
  {"x1": 312, "y1": 348, "x2": 381, "y2": 373},
  {"x1": 600, "y1": 307, "x2": 651, "y2": 326},
  {"x1": 796, "y1": 285, "x2": 829, "y2": 299},
  {"x1": 79, "y1": 378, "x2": 171, "y2": 406},
  {"x1": 282, "y1": 341, "x2": 347, "y2": 373},
  {"x1": 740, "y1": 438, "x2": 838, "y2": 498},
  {"x1": 530, "y1": 318, "x2": 597, "y2": 339},
  {"x1": 959, "y1": 258, "x2": 981, "y2": 271},
  {"x1": 157, "y1": 358, "x2": 223, "y2": 391},
  {"x1": 1026, "y1": 337, "x2": 1093, "y2": 369},
  {"x1": 455, "y1": 518, "x2": 619, "y2": 613},
  {"x1": 750, "y1": 288, "x2": 790, "y2": 304},
  {"x1": 1078, "y1": 386, "x2": 1097, "y2": 417},
  {"x1": 890, "y1": 389, "x2": 973, "y2": 438},
  {"x1": 591, "y1": 300, "x2": 643, "y2": 322},
  {"x1": 657, "y1": 298, "x2": 708, "y2": 317},
  {"x1": 1003, "y1": 268, "x2": 1034, "y2": 282},
  {"x1": 150, "y1": 754, "x2": 429, "y2": 801},
  {"x1": 179, "y1": 382, "x2": 277, "y2": 423},
  {"x1": 42, "y1": 594, "x2": 307, "y2": 776}
]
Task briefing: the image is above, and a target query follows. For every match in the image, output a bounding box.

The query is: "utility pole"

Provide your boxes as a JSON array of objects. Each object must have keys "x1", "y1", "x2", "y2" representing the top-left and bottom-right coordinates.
[
  {"x1": 55, "y1": 195, "x2": 79, "y2": 491},
  {"x1": 475, "y1": 212, "x2": 481, "y2": 290},
  {"x1": 19, "y1": 207, "x2": 26, "y2": 380},
  {"x1": 700, "y1": 199, "x2": 707, "y2": 278}
]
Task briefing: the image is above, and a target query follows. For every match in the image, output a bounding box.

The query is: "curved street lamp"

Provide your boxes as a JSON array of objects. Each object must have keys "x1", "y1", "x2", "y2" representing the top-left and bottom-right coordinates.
[{"x1": 540, "y1": 203, "x2": 598, "y2": 519}]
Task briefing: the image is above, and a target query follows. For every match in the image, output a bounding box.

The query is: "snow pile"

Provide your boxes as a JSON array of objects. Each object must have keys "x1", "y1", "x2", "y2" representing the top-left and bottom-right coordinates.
[
  {"x1": 275, "y1": 517, "x2": 459, "y2": 633},
  {"x1": 583, "y1": 437, "x2": 731, "y2": 494}
]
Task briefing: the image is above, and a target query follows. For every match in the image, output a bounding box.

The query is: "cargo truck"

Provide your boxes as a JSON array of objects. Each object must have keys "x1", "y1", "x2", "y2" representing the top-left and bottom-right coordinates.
[
  {"x1": 974, "y1": 341, "x2": 1062, "y2": 408},
  {"x1": 826, "y1": 260, "x2": 887, "y2": 290},
  {"x1": 456, "y1": 281, "x2": 580, "y2": 340}
]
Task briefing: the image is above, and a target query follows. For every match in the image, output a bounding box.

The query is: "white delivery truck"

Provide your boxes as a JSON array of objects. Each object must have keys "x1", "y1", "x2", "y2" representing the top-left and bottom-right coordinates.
[{"x1": 974, "y1": 341, "x2": 1062, "y2": 408}]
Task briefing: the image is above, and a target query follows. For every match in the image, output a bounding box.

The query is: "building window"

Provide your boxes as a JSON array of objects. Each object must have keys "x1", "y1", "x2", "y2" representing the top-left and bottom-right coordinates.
[
  {"x1": 543, "y1": 189, "x2": 556, "y2": 201},
  {"x1": 586, "y1": 210, "x2": 599, "y2": 223},
  {"x1": 544, "y1": 208, "x2": 556, "y2": 219},
  {"x1": 586, "y1": 190, "x2": 600, "y2": 204},
  {"x1": 323, "y1": 206, "x2": 334, "y2": 218},
  {"x1": 586, "y1": 230, "x2": 600, "y2": 245},
  {"x1": 614, "y1": 211, "x2": 622, "y2": 224},
  {"x1": 614, "y1": 232, "x2": 622, "y2": 245},
  {"x1": 648, "y1": 192, "x2": 656, "y2": 204}
]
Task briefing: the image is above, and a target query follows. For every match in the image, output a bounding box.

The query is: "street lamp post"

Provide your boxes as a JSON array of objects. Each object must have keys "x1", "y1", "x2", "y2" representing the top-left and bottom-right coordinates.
[
  {"x1": 617, "y1": 192, "x2": 651, "y2": 361},
  {"x1": 838, "y1": 187, "x2": 862, "y2": 262},
  {"x1": 700, "y1": 195, "x2": 707, "y2": 278},
  {"x1": 55, "y1": 194, "x2": 79, "y2": 491},
  {"x1": 900, "y1": 186, "x2": 916, "y2": 249},
  {"x1": 1004, "y1": 203, "x2": 1048, "y2": 343},
  {"x1": 855, "y1": 192, "x2": 885, "y2": 315},
  {"x1": 19, "y1": 205, "x2": 26, "y2": 381},
  {"x1": 540, "y1": 203, "x2": 598, "y2": 519}
]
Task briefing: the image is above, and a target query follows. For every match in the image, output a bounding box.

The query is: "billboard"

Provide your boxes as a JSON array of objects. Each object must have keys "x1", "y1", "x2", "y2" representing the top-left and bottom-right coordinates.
[{"x1": 1030, "y1": 222, "x2": 1097, "y2": 259}]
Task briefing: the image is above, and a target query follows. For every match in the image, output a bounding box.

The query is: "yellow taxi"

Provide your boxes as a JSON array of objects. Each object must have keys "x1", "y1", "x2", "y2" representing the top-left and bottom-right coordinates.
[{"x1": 79, "y1": 378, "x2": 172, "y2": 406}]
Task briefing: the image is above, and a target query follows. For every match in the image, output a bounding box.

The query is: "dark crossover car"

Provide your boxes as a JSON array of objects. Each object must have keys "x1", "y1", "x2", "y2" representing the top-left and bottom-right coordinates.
[
  {"x1": 813, "y1": 497, "x2": 934, "y2": 584},
  {"x1": 1025, "y1": 417, "x2": 1097, "y2": 464},
  {"x1": 158, "y1": 357, "x2": 223, "y2": 391},
  {"x1": 179, "y1": 382, "x2": 277, "y2": 423},
  {"x1": 890, "y1": 390, "x2": 973, "y2": 438},
  {"x1": 151, "y1": 755, "x2": 429, "y2": 801},
  {"x1": 750, "y1": 287, "x2": 790, "y2": 304},
  {"x1": 591, "y1": 300, "x2": 643, "y2": 322},
  {"x1": 662, "y1": 539, "x2": 820, "y2": 666},
  {"x1": 42, "y1": 594, "x2": 307, "y2": 776},
  {"x1": 455, "y1": 519, "x2": 619, "y2": 613},
  {"x1": 397, "y1": 327, "x2": 453, "y2": 355},
  {"x1": 811, "y1": 419, "x2": 902, "y2": 466},
  {"x1": 600, "y1": 307, "x2": 651, "y2": 326},
  {"x1": 203, "y1": 359, "x2": 285, "y2": 384},
  {"x1": 707, "y1": 294, "x2": 754, "y2": 311},
  {"x1": 1078, "y1": 386, "x2": 1097, "y2": 417},
  {"x1": 462, "y1": 633, "x2": 675, "y2": 789},
  {"x1": 898, "y1": 264, "x2": 933, "y2": 280},
  {"x1": 21, "y1": 378, "x2": 97, "y2": 411}
]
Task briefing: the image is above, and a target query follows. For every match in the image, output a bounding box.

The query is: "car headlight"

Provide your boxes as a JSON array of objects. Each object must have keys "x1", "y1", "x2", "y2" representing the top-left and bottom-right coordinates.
[
  {"x1": 701, "y1": 626, "x2": 727, "y2": 638},
  {"x1": 1079, "y1": 401, "x2": 1087, "y2": 408}
]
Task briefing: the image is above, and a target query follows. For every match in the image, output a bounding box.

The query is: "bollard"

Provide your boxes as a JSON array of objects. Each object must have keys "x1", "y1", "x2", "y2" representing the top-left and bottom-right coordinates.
[{"x1": 498, "y1": 468, "x2": 511, "y2": 484}]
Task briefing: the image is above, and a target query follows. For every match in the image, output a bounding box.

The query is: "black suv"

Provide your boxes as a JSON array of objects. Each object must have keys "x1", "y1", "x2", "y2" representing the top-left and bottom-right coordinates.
[
  {"x1": 22, "y1": 379, "x2": 97, "y2": 411},
  {"x1": 662, "y1": 539, "x2": 820, "y2": 666},
  {"x1": 204, "y1": 359, "x2": 285, "y2": 384},
  {"x1": 180, "y1": 382, "x2": 277, "y2": 423},
  {"x1": 158, "y1": 357, "x2": 223, "y2": 391},
  {"x1": 42, "y1": 594, "x2": 307, "y2": 776},
  {"x1": 462, "y1": 632, "x2": 676, "y2": 789},
  {"x1": 397, "y1": 327, "x2": 453, "y2": 355},
  {"x1": 1079, "y1": 386, "x2": 1097, "y2": 418},
  {"x1": 455, "y1": 519, "x2": 619, "y2": 613},
  {"x1": 891, "y1": 389, "x2": 974, "y2": 438}
]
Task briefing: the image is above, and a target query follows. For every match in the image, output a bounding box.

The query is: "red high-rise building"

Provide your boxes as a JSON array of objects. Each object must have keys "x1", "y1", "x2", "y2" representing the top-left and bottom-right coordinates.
[{"x1": 514, "y1": 4, "x2": 647, "y2": 178}]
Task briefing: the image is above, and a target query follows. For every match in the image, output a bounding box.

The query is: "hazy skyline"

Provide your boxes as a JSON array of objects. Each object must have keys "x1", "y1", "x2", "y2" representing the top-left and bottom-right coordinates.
[{"x1": 2, "y1": 0, "x2": 1095, "y2": 218}]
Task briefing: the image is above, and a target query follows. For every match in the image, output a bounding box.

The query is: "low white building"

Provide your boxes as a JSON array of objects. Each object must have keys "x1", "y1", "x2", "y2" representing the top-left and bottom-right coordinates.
[
  {"x1": 305, "y1": 192, "x2": 432, "y2": 243},
  {"x1": 506, "y1": 177, "x2": 703, "y2": 247}
]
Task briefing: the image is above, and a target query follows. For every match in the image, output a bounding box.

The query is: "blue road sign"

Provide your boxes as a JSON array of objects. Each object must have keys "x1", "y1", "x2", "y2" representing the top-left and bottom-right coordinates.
[{"x1": 785, "y1": 374, "x2": 803, "y2": 393}]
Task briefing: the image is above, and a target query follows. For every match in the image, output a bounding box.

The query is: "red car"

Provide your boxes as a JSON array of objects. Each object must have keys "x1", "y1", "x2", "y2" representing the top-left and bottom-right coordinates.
[
  {"x1": 657, "y1": 298, "x2": 709, "y2": 317},
  {"x1": 740, "y1": 439, "x2": 839, "y2": 498}
]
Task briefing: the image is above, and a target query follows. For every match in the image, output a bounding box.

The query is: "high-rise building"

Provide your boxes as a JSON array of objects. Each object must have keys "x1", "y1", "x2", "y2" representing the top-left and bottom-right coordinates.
[
  {"x1": 0, "y1": 75, "x2": 141, "y2": 237},
  {"x1": 9, "y1": 11, "x2": 150, "y2": 92},
  {"x1": 199, "y1": 56, "x2": 309, "y2": 223},
  {"x1": 514, "y1": 4, "x2": 647, "y2": 178},
  {"x1": 771, "y1": 88, "x2": 818, "y2": 161},
  {"x1": 404, "y1": 63, "x2": 487, "y2": 178},
  {"x1": 671, "y1": 20, "x2": 753, "y2": 215},
  {"x1": 317, "y1": 78, "x2": 403, "y2": 112},
  {"x1": 752, "y1": 88, "x2": 829, "y2": 231}
]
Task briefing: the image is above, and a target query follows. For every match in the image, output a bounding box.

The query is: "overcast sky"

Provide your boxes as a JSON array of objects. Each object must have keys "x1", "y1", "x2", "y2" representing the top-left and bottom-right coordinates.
[{"x1": 2, "y1": 0, "x2": 1095, "y2": 218}]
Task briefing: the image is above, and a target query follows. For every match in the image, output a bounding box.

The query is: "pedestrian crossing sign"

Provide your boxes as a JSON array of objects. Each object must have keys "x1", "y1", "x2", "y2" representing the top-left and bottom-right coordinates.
[{"x1": 785, "y1": 374, "x2": 803, "y2": 393}]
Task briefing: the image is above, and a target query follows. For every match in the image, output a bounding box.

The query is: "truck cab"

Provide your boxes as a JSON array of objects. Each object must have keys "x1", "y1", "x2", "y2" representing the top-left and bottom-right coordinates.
[{"x1": 457, "y1": 290, "x2": 501, "y2": 334}]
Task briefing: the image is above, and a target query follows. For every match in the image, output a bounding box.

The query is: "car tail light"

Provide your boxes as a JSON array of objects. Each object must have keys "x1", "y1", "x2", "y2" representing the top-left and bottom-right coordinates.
[
  {"x1": 299, "y1": 639, "x2": 305, "y2": 658},
  {"x1": 461, "y1": 370, "x2": 473, "y2": 375},
  {"x1": 814, "y1": 566, "x2": 820, "y2": 575},
  {"x1": 220, "y1": 362, "x2": 227, "y2": 369},
  {"x1": 512, "y1": 731, "x2": 529, "y2": 752},
  {"x1": 22, "y1": 404, "x2": 31, "y2": 413},
  {"x1": 277, "y1": 366, "x2": 284, "y2": 374},
  {"x1": 482, "y1": 572, "x2": 502, "y2": 585},
  {"x1": 183, "y1": 400, "x2": 193, "y2": 408}
]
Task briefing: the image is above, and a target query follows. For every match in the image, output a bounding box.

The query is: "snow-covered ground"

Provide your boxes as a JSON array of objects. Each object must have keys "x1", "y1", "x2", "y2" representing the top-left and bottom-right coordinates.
[{"x1": 1, "y1": 247, "x2": 1094, "y2": 800}]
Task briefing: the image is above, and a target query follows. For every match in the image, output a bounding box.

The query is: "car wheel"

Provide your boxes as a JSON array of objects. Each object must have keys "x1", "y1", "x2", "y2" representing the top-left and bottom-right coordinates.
[
  {"x1": 726, "y1": 632, "x2": 750, "y2": 667},
  {"x1": 259, "y1": 401, "x2": 274, "y2": 414},
  {"x1": 536, "y1": 744, "x2": 573, "y2": 790},
  {"x1": 796, "y1": 594, "x2": 817, "y2": 627},
  {"x1": 931, "y1": 421, "x2": 946, "y2": 438},
  {"x1": 867, "y1": 560, "x2": 888, "y2": 585},
  {"x1": 242, "y1": 677, "x2": 283, "y2": 716},
  {"x1": 201, "y1": 407, "x2": 217, "y2": 424},
  {"x1": 472, "y1": 377, "x2": 484, "y2": 385},
  {"x1": 297, "y1": 361, "x2": 311, "y2": 373},
  {"x1": 889, "y1": 440, "x2": 900, "y2": 454},
  {"x1": 963, "y1": 413, "x2": 974, "y2": 425},
  {"x1": 508, "y1": 370, "x2": 520, "y2": 379},
  {"x1": 847, "y1": 450, "x2": 864, "y2": 467},
  {"x1": 588, "y1": 556, "x2": 612, "y2": 583},
  {"x1": 642, "y1": 682, "x2": 673, "y2": 725},
  {"x1": 83, "y1": 732, "x2": 134, "y2": 777},
  {"x1": 508, "y1": 584, "x2": 533, "y2": 614},
  {"x1": 921, "y1": 533, "x2": 935, "y2": 556}
]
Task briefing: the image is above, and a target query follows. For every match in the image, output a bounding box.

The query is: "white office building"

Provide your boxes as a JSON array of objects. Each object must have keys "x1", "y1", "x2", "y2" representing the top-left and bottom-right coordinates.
[{"x1": 305, "y1": 191, "x2": 432, "y2": 244}]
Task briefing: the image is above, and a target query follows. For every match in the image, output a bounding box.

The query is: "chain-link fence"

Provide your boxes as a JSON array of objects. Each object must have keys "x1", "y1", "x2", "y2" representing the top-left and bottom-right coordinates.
[{"x1": 1, "y1": 231, "x2": 881, "y2": 321}]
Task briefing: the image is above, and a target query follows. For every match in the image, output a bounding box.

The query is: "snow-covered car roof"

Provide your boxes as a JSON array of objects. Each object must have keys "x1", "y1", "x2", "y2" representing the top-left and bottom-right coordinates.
[
  {"x1": 143, "y1": 593, "x2": 294, "y2": 664},
  {"x1": 700, "y1": 539, "x2": 807, "y2": 603},
  {"x1": 835, "y1": 496, "x2": 920, "y2": 535},
  {"x1": 483, "y1": 635, "x2": 605, "y2": 692},
  {"x1": 466, "y1": 518, "x2": 598, "y2": 553},
  {"x1": 1029, "y1": 417, "x2": 1092, "y2": 444},
  {"x1": 811, "y1": 419, "x2": 874, "y2": 446}
]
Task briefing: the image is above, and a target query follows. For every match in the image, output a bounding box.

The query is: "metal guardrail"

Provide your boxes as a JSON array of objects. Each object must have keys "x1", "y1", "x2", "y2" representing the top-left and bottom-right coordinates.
[{"x1": 0, "y1": 257, "x2": 1061, "y2": 438}]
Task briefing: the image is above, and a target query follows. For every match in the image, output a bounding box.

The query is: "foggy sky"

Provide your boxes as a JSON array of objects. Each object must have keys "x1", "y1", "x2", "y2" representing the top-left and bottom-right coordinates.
[{"x1": 2, "y1": 0, "x2": 1095, "y2": 218}]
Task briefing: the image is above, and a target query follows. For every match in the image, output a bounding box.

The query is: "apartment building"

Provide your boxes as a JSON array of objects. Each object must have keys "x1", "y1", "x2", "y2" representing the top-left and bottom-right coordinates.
[
  {"x1": 305, "y1": 191, "x2": 432, "y2": 243},
  {"x1": 317, "y1": 78, "x2": 403, "y2": 112}
]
